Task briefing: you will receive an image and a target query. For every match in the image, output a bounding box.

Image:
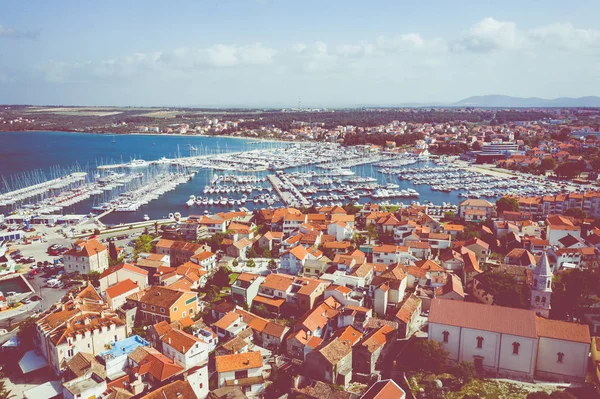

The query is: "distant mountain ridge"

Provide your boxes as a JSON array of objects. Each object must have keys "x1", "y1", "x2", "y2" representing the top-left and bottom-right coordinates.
[{"x1": 453, "y1": 95, "x2": 600, "y2": 108}]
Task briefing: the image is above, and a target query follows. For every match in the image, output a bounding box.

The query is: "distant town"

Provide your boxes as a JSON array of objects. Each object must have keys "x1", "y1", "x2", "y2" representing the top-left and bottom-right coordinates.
[{"x1": 0, "y1": 104, "x2": 600, "y2": 399}]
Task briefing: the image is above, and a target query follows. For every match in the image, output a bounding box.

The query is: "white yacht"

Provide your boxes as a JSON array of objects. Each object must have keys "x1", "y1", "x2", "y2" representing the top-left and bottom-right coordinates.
[{"x1": 126, "y1": 159, "x2": 149, "y2": 168}]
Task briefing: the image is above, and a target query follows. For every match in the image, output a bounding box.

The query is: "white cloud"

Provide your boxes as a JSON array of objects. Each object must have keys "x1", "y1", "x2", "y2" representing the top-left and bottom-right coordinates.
[
  {"x1": 528, "y1": 23, "x2": 600, "y2": 53},
  {"x1": 453, "y1": 17, "x2": 520, "y2": 52}
]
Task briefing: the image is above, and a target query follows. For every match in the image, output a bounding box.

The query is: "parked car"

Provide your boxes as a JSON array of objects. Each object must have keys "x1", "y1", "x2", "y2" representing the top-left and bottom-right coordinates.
[
  {"x1": 21, "y1": 298, "x2": 31, "y2": 304},
  {"x1": 30, "y1": 295, "x2": 41, "y2": 301}
]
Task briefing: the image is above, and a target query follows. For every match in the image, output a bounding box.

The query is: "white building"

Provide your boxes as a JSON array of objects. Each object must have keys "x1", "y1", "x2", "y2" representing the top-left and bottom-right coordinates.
[
  {"x1": 429, "y1": 298, "x2": 590, "y2": 382},
  {"x1": 215, "y1": 351, "x2": 265, "y2": 396},
  {"x1": 161, "y1": 329, "x2": 210, "y2": 370},
  {"x1": 63, "y1": 239, "x2": 109, "y2": 275}
]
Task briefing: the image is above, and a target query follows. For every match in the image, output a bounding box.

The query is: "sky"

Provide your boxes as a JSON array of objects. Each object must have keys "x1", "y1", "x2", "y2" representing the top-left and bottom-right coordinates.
[{"x1": 1, "y1": 0, "x2": 600, "y2": 107}]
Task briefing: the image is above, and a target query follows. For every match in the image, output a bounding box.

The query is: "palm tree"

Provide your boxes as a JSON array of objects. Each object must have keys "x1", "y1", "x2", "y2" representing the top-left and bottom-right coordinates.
[{"x1": 0, "y1": 381, "x2": 15, "y2": 399}]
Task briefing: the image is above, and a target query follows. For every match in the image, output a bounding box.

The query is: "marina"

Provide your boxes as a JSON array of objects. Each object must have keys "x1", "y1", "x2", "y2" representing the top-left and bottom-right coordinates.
[{"x1": 0, "y1": 131, "x2": 595, "y2": 225}]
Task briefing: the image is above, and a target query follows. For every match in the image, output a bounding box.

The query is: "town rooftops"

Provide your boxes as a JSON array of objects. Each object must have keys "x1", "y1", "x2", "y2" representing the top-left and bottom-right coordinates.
[
  {"x1": 459, "y1": 199, "x2": 493, "y2": 207},
  {"x1": 317, "y1": 338, "x2": 352, "y2": 365},
  {"x1": 65, "y1": 239, "x2": 106, "y2": 257},
  {"x1": 161, "y1": 329, "x2": 202, "y2": 354},
  {"x1": 140, "y1": 380, "x2": 194, "y2": 399},
  {"x1": 138, "y1": 286, "x2": 193, "y2": 308},
  {"x1": 216, "y1": 351, "x2": 263, "y2": 373},
  {"x1": 100, "y1": 263, "x2": 148, "y2": 279},
  {"x1": 105, "y1": 279, "x2": 139, "y2": 298},
  {"x1": 361, "y1": 379, "x2": 406, "y2": 399},
  {"x1": 429, "y1": 299, "x2": 590, "y2": 343}
]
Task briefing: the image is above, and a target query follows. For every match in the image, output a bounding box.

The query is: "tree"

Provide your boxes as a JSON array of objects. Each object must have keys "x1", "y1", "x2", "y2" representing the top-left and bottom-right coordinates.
[
  {"x1": 477, "y1": 271, "x2": 530, "y2": 309},
  {"x1": 86, "y1": 271, "x2": 101, "y2": 287},
  {"x1": 108, "y1": 241, "x2": 118, "y2": 261},
  {"x1": 551, "y1": 269, "x2": 600, "y2": 320},
  {"x1": 254, "y1": 304, "x2": 270, "y2": 318},
  {"x1": 247, "y1": 259, "x2": 256, "y2": 268},
  {"x1": 0, "y1": 381, "x2": 15, "y2": 399},
  {"x1": 541, "y1": 158, "x2": 556, "y2": 171},
  {"x1": 452, "y1": 361, "x2": 477, "y2": 384},
  {"x1": 402, "y1": 339, "x2": 449, "y2": 374},
  {"x1": 133, "y1": 234, "x2": 154, "y2": 257},
  {"x1": 496, "y1": 197, "x2": 520, "y2": 214},
  {"x1": 563, "y1": 207, "x2": 587, "y2": 219},
  {"x1": 247, "y1": 247, "x2": 258, "y2": 258},
  {"x1": 262, "y1": 248, "x2": 272, "y2": 258},
  {"x1": 352, "y1": 233, "x2": 366, "y2": 247},
  {"x1": 342, "y1": 202, "x2": 360, "y2": 216},
  {"x1": 205, "y1": 285, "x2": 221, "y2": 302},
  {"x1": 17, "y1": 316, "x2": 38, "y2": 347},
  {"x1": 443, "y1": 211, "x2": 455, "y2": 219},
  {"x1": 268, "y1": 259, "x2": 277, "y2": 271},
  {"x1": 366, "y1": 223, "x2": 378, "y2": 244},
  {"x1": 211, "y1": 267, "x2": 232, "y2": 289}
]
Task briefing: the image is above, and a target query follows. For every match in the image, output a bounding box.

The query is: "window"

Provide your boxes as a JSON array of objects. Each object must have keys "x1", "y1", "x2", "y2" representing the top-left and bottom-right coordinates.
[
  {"x1": 151, "y1": 306, "x2": 155, "y2": 311},
  {"x1": 547, "y1": 280, "x2": 551, "y2": 288},
  {"x1": 142, "y1": 303, "x2": 146, "y2": 309},
  {"x1": 442, "y1": 331, "x2": 449, "y2": 343},
  {"x1": 190, "y1": 308, "x2": 194, "y2": 314},
  {"x1": 160, "y1": 307, "x2": 165, "y2": 313},
  {"x1": 173, "y1": 307, "x2": 177, "y2": 312},
  {"x1": 512, "y1": 342, "x2": 520, "y2": 355},
  {"x1": 535, "y1": 296, "x2": 540, "y2": 302},
  {"x1": 182, "y1": 311, "x2": 186, "y2": 318},
  {"x1": 557, "y1": 352, "x2": 564, "y2": 363},
  {"x1": 533, "y1": 279, "x2": 537, "y2": 288},
  {"x1": 541, "y1": 297, "x2": 546, "y2": 303},
  {"x1": 476, "y1": 336, "x2": 484, "y2": 349}
]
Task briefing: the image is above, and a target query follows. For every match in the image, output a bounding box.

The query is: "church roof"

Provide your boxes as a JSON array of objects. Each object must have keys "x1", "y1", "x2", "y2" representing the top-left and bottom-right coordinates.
[
  {"x1": 533, "y1": 251, "x2": 553, "y2": 277},
  {"x1": 429, "y1": 299, "x2": 590, "y2": 344}
]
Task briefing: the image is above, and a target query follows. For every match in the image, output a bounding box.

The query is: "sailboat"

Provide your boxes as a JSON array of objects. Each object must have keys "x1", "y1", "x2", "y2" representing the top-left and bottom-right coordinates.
[{"x1": 111, "y1": 134, "x2": 116, "y2": 144}]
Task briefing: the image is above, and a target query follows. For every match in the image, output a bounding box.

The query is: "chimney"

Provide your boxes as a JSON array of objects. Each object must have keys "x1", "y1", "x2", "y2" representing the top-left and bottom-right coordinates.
[
  {"x1": 182, "y1": 346, "x2": 185, "y2": 353},
  {"x1": 168, "y1": 337, "x2": 171, "y2": 345}
]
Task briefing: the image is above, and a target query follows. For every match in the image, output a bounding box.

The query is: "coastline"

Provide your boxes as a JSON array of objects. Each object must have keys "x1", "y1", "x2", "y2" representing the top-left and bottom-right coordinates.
[{"x1": 5, "y1": 129, "x2": 302, "y2": 145}]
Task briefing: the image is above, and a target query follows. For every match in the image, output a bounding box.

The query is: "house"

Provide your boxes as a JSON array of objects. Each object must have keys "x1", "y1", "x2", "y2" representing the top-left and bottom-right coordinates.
[
  {"x1": 129, "y1": 347, "x2": 184, "y2": 385},
  {"x1": 63, "y1": 373, "x2": 106, "y2": 399},
  {"x1": 232, "y1": 273, "x2": 265, "y2": 307},
  {"x1": 280, "y1": 245, "x2": 310, "y2": 275},
  {"x1": 161, "y1": 328, "x2": 210, "y2": 369},
  {"x1": 371, "y1": 265, "x2": 407, "y2": 316},
  {"x1": 395, "y1": 295, "x2": 422, "y2": 338},
  {"x1": 212, "y1": 311, "x2": 249, "y2": 340},
  {"x1": 458, "y1": 199, "x2": 494, "y2": 220},
  {"x1": 226, "y1": 238, "x2": 253, "y2": 260},
  {"x1": 305, "y1": 338, "x2": 353, "y2": 387},
  {"x1": 99, "y1": 263, "x2": 149, "y2": 292},
  {"x1": 215, "y1": 351, "x2": 265, "y2": 396},
  {"x1": 546, "y1": 215, "x2": 581, "y2": 246},
  {"x1": 140, "y1": 380, "x2": 197, "y2": 399},
  {"x1": 361, "y1": 379, "x2": 406, "y2": 399},
  {"x1": 286, "y1": 298, "x2": 341, "y2": 359},
  {"x1": 353, "y1": 325, "x2": 396, "y2": 375},
  {"x1": 35, "y1": 285, "x2": 127, "y2": 375},
  {"x1": 134, "y1": 286, "x2": 198, "y2": 324},
  {"x1": 328, "y1": 221, "x2": 353, "y2": 242},
  {"x1": 105, "y1": 279, "x2": 140, "y2": 310},
  {"x1": 190, "y1": 251, "x2": 217, "y2": 271},
  {"x1": 258, "y1": 231, "x2": 283, "y2": 253},
  {"x1": 63, "y1": 239, "x2": 109, "y2": 274},
  {"x1": 198, "y1": 215, "x2": 227, "y2": 234},
  {"x1": 457, "y1": 238, "x2": 490, "y2": 263},
  {"x1": 372, "y1": 245, "x2": 412, "y2": 265},
  {"x1": 324, "y1": 285, "x2": 364, "y2": 308},
  {"x1": 429, "y1": 298, "x2": 590, "y2": 382},
  {"x1": 170, "y1": 241, "x2": 210, "y2": 267},
  {"x1": 435, "y1": 274, "x2": 465, "y2": 301}
]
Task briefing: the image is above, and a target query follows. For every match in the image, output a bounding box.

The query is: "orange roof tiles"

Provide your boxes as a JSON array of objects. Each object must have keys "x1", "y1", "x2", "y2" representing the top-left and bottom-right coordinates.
[
  {"x1": 216, "y1": 351, "x2": 263, "y2": 373},
  {"x1": 105, "y1": 279, "x2": 139, "y2": 298}
]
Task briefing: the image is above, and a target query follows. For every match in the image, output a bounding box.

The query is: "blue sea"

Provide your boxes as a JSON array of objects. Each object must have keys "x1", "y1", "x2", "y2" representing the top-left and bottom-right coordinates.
[{"x1": 0, "y1": 131, "x2": 468, "y2": 225}]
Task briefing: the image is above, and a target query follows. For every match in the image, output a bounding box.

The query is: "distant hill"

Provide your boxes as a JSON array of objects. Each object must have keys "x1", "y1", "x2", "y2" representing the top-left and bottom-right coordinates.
[{"x1": 453, "y1": 95, "x2": 600, "y2": 108}]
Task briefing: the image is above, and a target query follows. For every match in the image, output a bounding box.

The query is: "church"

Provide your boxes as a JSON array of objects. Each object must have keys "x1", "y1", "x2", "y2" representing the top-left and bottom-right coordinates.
[{"x1": 428, "y1": 254, "x2": 590, "y2": 382}]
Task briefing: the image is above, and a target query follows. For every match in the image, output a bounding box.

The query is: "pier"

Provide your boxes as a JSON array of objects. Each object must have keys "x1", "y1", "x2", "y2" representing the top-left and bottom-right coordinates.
[
  {"x1": 267, "y1": 174, "x2": 311, "y2": 208},
  {"x1": 0, "y1": 172, "x2": 87, "y2": 207}
]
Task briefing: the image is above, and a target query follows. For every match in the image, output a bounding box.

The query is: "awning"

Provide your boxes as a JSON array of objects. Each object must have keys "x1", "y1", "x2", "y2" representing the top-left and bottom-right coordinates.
[
  {"x1": 23, "y1": 381, "x2": 62, "y2": 399},
  {"x1": 19, "y1": 350, "x2": 48, "y2": 373}
]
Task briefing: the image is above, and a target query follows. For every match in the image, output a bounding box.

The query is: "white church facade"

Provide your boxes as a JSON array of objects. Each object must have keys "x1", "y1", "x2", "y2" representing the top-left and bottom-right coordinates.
[{"x1": 429, "y1": 298, "x2": 590, "y2": 382}]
